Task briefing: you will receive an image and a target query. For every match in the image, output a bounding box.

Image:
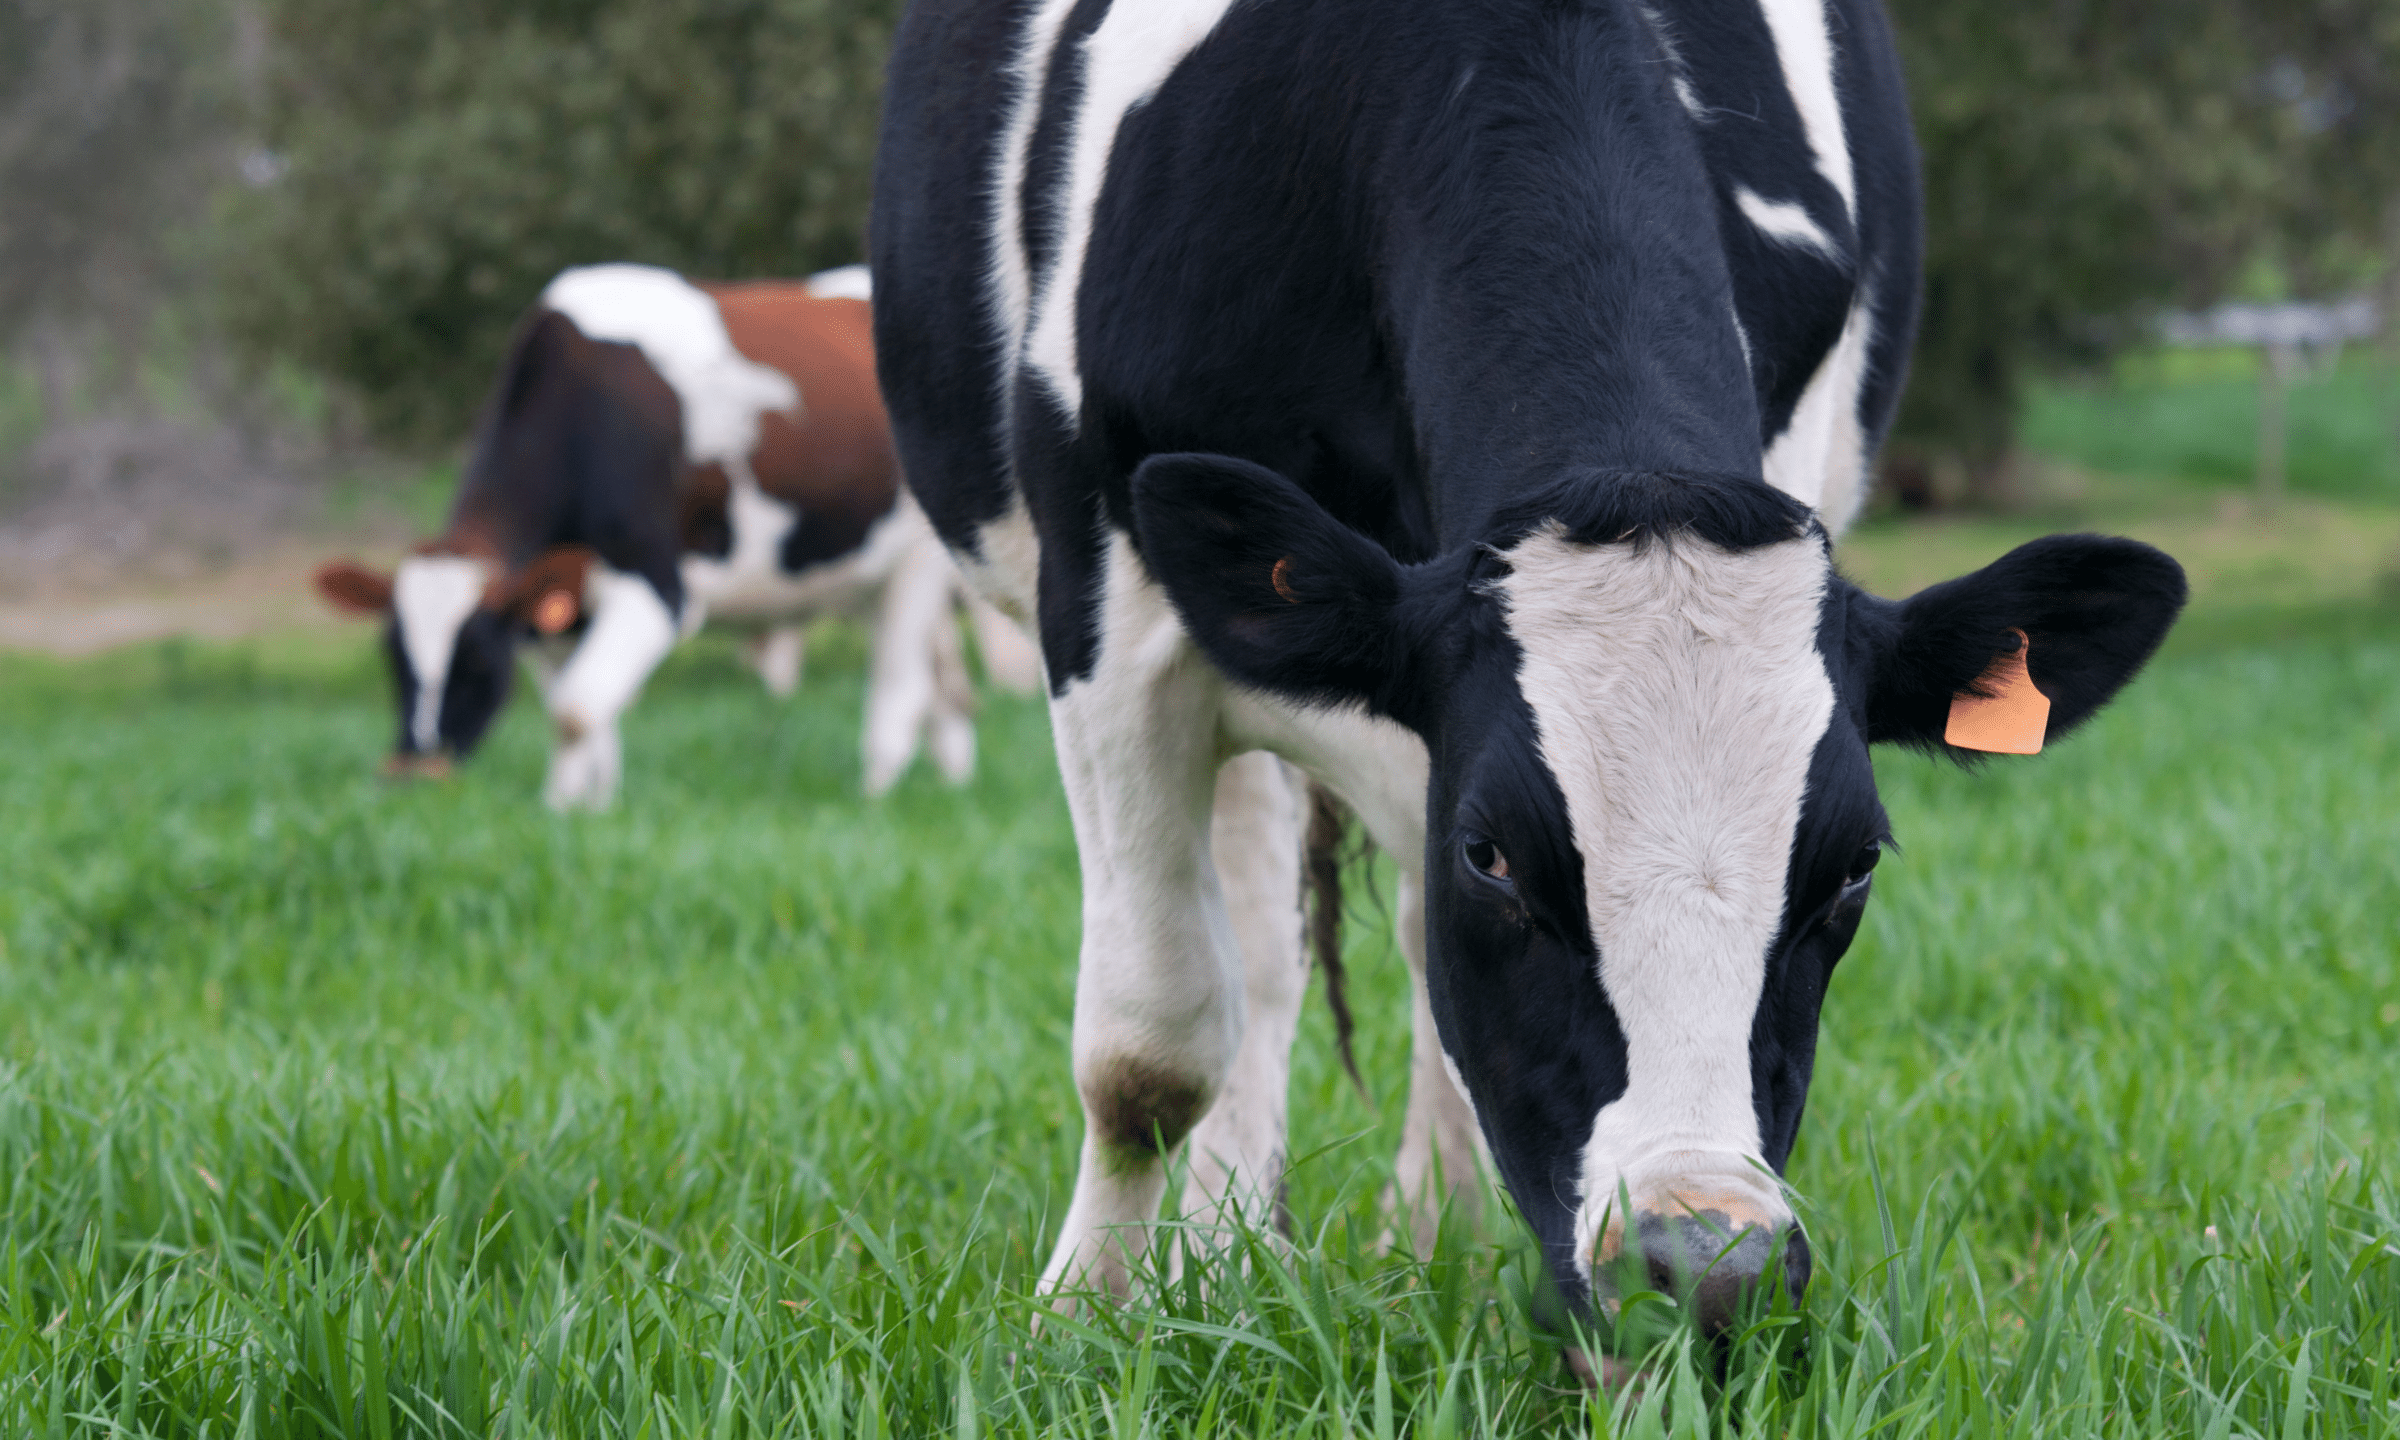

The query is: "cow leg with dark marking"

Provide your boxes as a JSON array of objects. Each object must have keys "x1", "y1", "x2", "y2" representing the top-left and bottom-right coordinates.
[
  {"x1": 1178, "y1": 750, "x2": 1308, "y2": 1248},
  {"x1": 1041, "y1": 541, "x2": 1244, "y2": 1299}
]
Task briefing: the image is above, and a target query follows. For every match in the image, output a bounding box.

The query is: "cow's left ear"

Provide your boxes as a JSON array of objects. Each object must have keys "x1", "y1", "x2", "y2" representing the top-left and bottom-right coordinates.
[
  {"x1": 1131, "y1": 453, "x2": 1434, "y2": 726},
  {"x1": 498, "y1": 546, "x2": 597, "y2": 635},
  {"x1": 1854, "y1": 533, "x2": 2187, "y2": 754}
]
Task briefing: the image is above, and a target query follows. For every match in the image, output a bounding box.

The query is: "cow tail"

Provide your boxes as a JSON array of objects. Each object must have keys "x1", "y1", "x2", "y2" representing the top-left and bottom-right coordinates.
[{"x1": 1304, "y1": 781, "x2": 1368, "y2": 1101}]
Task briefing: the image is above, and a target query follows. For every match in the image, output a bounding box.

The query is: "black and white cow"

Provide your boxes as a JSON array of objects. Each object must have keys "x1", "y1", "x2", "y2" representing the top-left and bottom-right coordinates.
[
  {"x1": 316, "y1": 263, "x2": 1039, "y2": 809},
  {"x1": 872, "y1": 0, "x2": 2186, "y2": 1328}
]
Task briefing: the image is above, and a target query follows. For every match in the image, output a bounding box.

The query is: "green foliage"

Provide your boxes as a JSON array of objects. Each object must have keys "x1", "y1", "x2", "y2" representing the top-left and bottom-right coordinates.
[
  {"x1": 0, "y1": 0, "x2": 237, "y2": 342},
  {"x1": 1872, "y1": 1, "x2": 2342, "y2": 477},
  {"x1": 2022, "y1": 352, "x2": 2400, "y2": 502},
  {"x1": 220, "y1": 0, "x2": 904, "y2": 449},
  {"x1": 2, "y1": 602, "x2": 2399, "y2": 1432}
]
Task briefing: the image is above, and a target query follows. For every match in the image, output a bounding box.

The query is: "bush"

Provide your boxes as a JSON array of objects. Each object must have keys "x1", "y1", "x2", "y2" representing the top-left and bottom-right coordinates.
[{"x1": 221, "y1": 0, "x2": 903, "y2": 451}]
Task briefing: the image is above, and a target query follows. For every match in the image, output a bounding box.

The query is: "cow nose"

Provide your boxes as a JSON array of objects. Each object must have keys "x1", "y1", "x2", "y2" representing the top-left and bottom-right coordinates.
[
  {"x1": 381, "y1": 751, "x2": 455, "y2": 781},
  {"x1": 1623, "y1": 1209, "x2": 1809, "y2": 1334}
]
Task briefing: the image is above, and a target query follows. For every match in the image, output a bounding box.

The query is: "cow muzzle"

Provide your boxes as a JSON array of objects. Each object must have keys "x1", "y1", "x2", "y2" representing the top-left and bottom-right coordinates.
[
  {"x1": 382, "y1": 751, "x2": 455, "y2": 782},
  {"x1": 1583, "y1": 1151, "x2": 1806, "y2": 1335}
]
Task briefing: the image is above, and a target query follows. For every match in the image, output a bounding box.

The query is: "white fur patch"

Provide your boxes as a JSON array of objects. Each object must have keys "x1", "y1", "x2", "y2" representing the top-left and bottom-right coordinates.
[
  {"x1": 987, "y1": 0, "x2": 1086, "y2": 396},
  {"x1": 1756, "y1": 0, "x2": 1853, "y2": 216},
  {"x1": 804, "y1": 265, "x2": 873, "y2": 302},
  {"x1": 1020, "y1": 0, "x2": 1245, "y2": 419},
  {"x1": 541, "y1": 264, "x2": 798, "y2": 468},
  {"x1": 1735, "y1": 185, "x2": 1840, "y2": 260},
  {"x1": 1761, "y1": 296, "x2": 1876, "y2": 535},
  {"x1": 682, "y1": 493, "x2": 927, "y2": 624},
  {"x1": 1496, "y1": 526, "x2": 1834, "y2": 1277},
  {"x1": 392, "y1": 554, "x2": 491, "y2": 751}
]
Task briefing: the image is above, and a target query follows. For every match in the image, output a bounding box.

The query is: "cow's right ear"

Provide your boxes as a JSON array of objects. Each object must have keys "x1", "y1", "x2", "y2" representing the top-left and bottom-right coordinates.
[
  {"x1": 1131, "y1": 453, "x2": 1425, "y2": 722},
  {"x1": 313, "y1": 560, "x2": 394, "y2": 615},
  {"x1": 499, "y1": 545, "x2": 597, "y2": 635}
]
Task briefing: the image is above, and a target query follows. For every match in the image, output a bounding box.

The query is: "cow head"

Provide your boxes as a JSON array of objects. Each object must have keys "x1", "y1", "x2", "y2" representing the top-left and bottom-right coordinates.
[
  {"x1": 313, "y1": 546, "x2": 594, "y2": 772},
  {"x1": 1131, "y1": 454, "x2": 2184, "y2": 1331}
]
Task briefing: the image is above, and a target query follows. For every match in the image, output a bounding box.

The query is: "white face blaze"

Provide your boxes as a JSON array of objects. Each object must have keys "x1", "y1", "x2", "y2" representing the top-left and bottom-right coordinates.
[
  {"x1": 392, "y1": 554, "x2": 492, "y2": 751},
  {"x1": 1496, "y1": 525, "x2": 1835, "y2": 1280}
]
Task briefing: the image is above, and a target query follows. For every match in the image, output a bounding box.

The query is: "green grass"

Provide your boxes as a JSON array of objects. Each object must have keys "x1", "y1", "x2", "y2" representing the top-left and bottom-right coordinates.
[
  {"x1": 3, "y1": 604, "x2": 2399, "y2": 1436},
  {"x1": 2022, "y1": 349, "x2": 2400, "y2": 504}
]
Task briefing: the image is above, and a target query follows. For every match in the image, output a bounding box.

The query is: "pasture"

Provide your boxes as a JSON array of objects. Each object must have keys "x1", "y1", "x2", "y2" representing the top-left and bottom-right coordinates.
[{"x1": 2, "y1": 528, "x2": 2399, "y2": 1435}]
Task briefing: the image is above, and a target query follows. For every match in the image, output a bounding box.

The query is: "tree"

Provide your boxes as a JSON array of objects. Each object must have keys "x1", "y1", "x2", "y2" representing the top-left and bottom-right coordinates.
[
  {"x1": 1884, "y1": 0, "x2": 2400, "y2": 504},
  {"x1": 220, "y1": 0, "x2": 904, "y2": 450},
  {"x1": 0, "y1": 0, "x2": 240, "y2": 426}
]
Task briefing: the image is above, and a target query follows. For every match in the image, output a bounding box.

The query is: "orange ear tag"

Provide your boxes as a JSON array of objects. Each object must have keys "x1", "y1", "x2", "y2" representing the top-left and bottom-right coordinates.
[
  {"x1": 1944, "y1": 628, "x2": 2049, "y2": 754},
  {"x1": 532, "y1": 589, "x2": 580, "y2": 635}
]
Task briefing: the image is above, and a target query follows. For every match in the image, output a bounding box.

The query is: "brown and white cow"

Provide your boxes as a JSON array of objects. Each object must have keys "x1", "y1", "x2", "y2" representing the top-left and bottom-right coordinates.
[{"x1": 316, "y1": 263, "x2": 1037, "y2": 809}]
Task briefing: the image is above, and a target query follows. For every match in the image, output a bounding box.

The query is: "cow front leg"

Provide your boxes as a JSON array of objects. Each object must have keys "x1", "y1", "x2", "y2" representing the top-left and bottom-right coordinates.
[
  {"x1": 543, "y1": 571, "x2": 679, "y2": 811},
  {"x1": 1178, "y1": 750, "x2": 1308, "y2": 1247},
  {"x1": 1390, "y1": 868, "x2": 1488, "y2": 1251},
  {"x1": 1217, "y1": 690, "x2": 1481, "y2": 1251},
  {"x1": 1040, "y1": 565, "x2": 1241, "y2": 1301}
]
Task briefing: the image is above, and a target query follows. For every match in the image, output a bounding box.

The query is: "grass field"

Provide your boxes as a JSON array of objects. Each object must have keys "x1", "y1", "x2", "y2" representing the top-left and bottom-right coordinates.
[{"x1": 4, "y1": 522, "x2": 2400, "y2": 1434}]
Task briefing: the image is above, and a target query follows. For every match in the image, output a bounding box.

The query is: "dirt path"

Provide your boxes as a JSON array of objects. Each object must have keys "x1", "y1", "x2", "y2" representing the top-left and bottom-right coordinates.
[{"x1": 0, "y1": 540, "x2": 398, "y2": 657}]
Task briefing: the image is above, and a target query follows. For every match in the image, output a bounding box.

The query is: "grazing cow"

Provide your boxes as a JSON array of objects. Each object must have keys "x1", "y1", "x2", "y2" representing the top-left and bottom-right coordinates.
[
  {"x1": 872, "y1": 0, "x2": 2186, "y2": 1332},
  {"x1": 315, "y1": 264, "x2": 1038, "y2": 809}
]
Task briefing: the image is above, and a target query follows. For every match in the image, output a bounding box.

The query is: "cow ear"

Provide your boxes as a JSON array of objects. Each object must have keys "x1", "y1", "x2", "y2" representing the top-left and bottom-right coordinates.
[
  {"x1": 313, "y1": 560, "x2": 394, "y2": 615},
  {"x1": 1858, "y1": 534, "x2": 2187, "y2": 755},
  {"x1": 1131, "y1": 453, "x2": 1425, "y2": 723},
  {"x1": 500, "y1": 546, "x2": 596, "y2": 634}
]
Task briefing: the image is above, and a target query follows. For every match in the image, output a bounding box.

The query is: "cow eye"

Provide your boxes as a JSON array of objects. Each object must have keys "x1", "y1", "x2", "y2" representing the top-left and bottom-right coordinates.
[
  {"x1": 1463, "y1": 836, "x2": 1511, "y2": 883},
  {"x1": 1844, "y1": 842, "x2": 1882, "y2": 888}
]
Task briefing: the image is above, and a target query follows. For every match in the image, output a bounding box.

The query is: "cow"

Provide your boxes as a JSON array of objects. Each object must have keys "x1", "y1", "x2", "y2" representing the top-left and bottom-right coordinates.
[
  {"x1": 314, "y1": 263, "x2": 1039, "y2": 809},
  {"x1": 870, "y1": 0, "x2": 2186, "y2": 1339}
]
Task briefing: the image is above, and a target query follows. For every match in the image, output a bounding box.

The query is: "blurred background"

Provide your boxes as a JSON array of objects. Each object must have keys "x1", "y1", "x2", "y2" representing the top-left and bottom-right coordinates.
[{"x1": 2, "y1": 0, "x2": 2398, "y2": 641}]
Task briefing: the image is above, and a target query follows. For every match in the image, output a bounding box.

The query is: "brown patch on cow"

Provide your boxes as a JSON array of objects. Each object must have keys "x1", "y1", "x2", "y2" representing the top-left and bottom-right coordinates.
[
  {"x1": 554, "y1": 712, "x2": 588, "y2": 746},
  {"x1": 313, "y1": 561, "x2": 394, "y2": 615},
  {"x1": 1086, "y1": 1059, "x2": 1210, "y2": 1174},
  {"x1": 701, "y1": 284, "x2": 900, "y2": 568}
]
